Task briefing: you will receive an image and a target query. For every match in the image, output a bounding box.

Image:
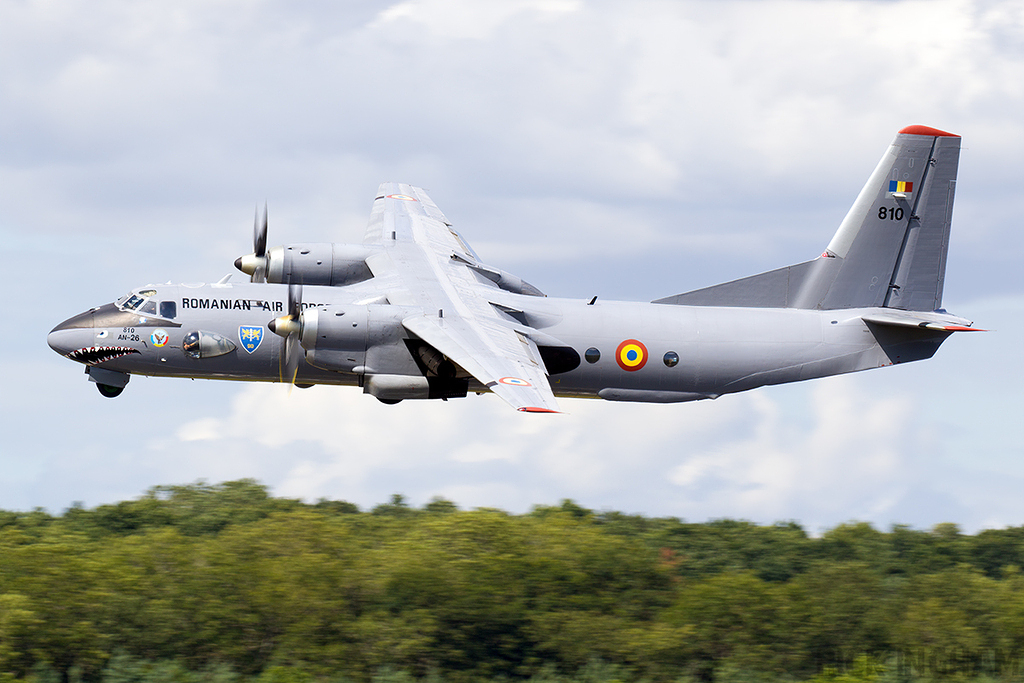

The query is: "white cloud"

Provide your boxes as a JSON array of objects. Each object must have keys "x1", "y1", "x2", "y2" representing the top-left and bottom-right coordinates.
[
  {"x1": 373, "y1": 0, "x2": 583, "y2": 40},
  {"x1": 6, "y1": 0, "x2": 1023, "y2": 266},
  {"x1": 165, "y1": 373, "x2": 924, "y2": 528},
  {"x1": 668, "y1": 380, "x2": 917, "y2": 520}
]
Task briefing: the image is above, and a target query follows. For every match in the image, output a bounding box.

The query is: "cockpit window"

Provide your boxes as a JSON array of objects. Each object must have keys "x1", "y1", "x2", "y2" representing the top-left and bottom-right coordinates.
[
  {"x1": 122, "y1": 294, "x2": 145, "y2": 311},
  {"x1": 117, "y1": 291, "x2": 175, "y2": 319}
]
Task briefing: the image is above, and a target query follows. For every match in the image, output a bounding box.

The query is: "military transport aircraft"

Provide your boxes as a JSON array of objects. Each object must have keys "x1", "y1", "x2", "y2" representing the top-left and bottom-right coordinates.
[{"x1": 48, "y1": 125, "x2": 980, "y2": 412}]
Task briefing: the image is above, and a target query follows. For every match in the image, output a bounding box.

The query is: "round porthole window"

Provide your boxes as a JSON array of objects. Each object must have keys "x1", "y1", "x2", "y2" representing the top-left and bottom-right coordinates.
[
  {"x1": 663, "y1": 351, "x2": 679, "y2": 367},
  {"x1": 584, "y1": 347, "x2": 601, "y2": 364}
]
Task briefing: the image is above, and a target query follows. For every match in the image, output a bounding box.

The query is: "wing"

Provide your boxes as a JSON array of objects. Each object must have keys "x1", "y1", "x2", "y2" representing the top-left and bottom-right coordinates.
[{"x1": 363, "y1": 183, "x2": 560, "y2": 413}]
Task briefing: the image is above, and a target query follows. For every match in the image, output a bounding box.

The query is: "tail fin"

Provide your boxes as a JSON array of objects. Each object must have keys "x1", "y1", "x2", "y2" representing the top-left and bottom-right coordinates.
[{"x1": 654, "y1": 125, "x2": 961, "y2": 311}]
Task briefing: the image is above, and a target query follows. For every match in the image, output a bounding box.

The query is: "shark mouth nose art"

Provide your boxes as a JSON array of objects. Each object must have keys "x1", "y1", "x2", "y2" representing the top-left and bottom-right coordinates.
[{"x1": 67, "y1": 346, "x2": 141, "y2": 365}]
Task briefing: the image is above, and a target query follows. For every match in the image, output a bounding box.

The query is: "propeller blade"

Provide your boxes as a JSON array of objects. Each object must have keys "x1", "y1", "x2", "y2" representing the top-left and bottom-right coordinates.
[
  {"x1": 283, "y1": 334, "x2": 301, "y2": 386},
  {"x1": 240, "y1": 203, "x2": 270, "y2": 283},
  {"x1": 255, "y1": 203, "x2": 268, "y2": 258},
  {"x1": 268, "y1": 284, "x2": 304, "y2": 386},
  {"x1": 288, "y1": 283, "x2": 302, "y2": 320}
]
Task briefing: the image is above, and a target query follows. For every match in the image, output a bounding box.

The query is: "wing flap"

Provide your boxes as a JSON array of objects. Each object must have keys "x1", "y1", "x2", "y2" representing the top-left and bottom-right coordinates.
[{"x1": 403, "y1": 314, "x2": 561, "y2": 413}]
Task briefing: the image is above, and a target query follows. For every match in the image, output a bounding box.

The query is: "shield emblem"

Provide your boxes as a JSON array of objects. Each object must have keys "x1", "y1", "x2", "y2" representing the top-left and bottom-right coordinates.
[{"x1": 238, "y1": 326, "x2": 264, "y2": 354}]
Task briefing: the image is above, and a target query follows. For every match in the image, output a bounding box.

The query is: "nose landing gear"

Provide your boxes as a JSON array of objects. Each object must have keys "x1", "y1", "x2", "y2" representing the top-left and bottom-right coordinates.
[
  {"x1": 96, "y1": 383, "x2": 125, "y2": 398},
  {"x1": 86, "y1": 366, "x2": 130, "y2": 398}
]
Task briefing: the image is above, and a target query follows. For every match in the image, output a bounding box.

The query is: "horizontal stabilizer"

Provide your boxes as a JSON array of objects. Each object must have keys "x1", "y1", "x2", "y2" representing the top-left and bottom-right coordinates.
[{"x1": 861, "y1": 310, "x2": 983, "y2": 332}]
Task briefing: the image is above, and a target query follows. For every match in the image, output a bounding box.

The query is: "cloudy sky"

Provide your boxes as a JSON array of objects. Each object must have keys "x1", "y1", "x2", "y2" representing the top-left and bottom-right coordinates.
[{"x1": 2, "y1": 0, "x2": 1021, "y2": 532}]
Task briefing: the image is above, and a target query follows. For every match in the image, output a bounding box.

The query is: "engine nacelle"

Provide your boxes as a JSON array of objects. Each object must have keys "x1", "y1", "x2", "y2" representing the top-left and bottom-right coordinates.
[
  {"x1": 265, "y1": 243, "x2": 380, "y2": 286},
  {"x1": 299, "y1": 305, "x2": 368, "y2": 373},
  {"x1": 299, "y1": 304, "x2": 410, "y2": 374},
  {"x1": 298, "y1": 305, "x2": 470, "y2": 401}
]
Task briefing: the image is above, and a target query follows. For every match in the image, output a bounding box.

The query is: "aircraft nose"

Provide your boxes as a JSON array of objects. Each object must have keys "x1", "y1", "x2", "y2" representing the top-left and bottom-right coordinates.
[{"x1": 47, "y1": 309, "x2": 95, "y2": 357}]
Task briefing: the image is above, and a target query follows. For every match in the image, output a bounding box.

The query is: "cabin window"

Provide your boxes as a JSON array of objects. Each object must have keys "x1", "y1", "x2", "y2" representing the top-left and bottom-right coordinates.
[
  {"x1": 160, "y1": 301, "x2": 177, "y2": 319},
  {"x1": 584, "y1": 347, "x2": 600, "y2": 364},
  {"x1": 663, "y1": 351, "x2": 679, "y2": 367}
]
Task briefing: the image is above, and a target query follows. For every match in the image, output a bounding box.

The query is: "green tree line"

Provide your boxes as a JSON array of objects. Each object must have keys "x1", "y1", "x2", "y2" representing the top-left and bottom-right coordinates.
[{"x1": 4, "y1": 481, "x2": 1024, "y2": 683}]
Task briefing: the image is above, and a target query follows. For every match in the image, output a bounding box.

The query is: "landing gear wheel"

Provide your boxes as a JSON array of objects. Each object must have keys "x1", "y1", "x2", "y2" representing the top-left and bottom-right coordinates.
[
  {"x1": 96, "y1": 383, "x2": 124, "y2": 398},
  {"x1": 377, "y1": 398, "x2": 402, "y2": 405}
]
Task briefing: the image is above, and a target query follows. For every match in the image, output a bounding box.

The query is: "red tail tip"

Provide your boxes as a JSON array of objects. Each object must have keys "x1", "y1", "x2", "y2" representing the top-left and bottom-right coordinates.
[
  {"x1": 899, "y1": 125, "x2": 960, "y2": 138},
  {"x1": 518, "y1": 407, "x2": 560, "y2": 413}
]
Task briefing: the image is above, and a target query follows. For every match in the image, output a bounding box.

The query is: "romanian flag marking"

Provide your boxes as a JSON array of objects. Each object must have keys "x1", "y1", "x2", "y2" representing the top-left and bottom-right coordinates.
[
  {"x1": 889, "y1": 180, "x2": 913, "y2": 193},
  {"x1": 616, "y1": 339, "x2": 648, "y2": 371}
]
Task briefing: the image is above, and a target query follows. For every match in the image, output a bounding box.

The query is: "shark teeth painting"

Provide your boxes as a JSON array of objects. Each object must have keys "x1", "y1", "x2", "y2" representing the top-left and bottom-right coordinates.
[{"x1": 67, "y1": 346, "x2": 142, "y2": 366}]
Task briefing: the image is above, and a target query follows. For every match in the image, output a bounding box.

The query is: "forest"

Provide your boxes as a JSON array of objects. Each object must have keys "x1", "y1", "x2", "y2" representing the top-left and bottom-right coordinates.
[{"x1": 3, "y1": 480, "x2": 1024, "y2": 683}]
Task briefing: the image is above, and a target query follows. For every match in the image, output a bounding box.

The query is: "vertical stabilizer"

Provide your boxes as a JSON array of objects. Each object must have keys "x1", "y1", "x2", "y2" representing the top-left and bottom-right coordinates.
[
  {"x1": 806, "y1": 125, "x2": 961, "y2": 311},
  {"x1": 653, "y1": 126, "x2": 961, "y2": 312}
]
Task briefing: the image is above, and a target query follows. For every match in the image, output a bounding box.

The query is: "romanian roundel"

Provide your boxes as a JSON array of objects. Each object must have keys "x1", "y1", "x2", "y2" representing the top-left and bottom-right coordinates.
[
  {"x1": 616, "y1": 339, "x2": 648, "y2": 371},
  {"x1": 498, "y1": 376, "x2": 532, "y2": 387}
]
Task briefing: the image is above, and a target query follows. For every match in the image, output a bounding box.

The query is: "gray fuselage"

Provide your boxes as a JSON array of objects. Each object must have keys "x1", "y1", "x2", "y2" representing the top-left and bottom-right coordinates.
[{"x1": 47, "y1": 280, "x2": 947, "y2": 404}]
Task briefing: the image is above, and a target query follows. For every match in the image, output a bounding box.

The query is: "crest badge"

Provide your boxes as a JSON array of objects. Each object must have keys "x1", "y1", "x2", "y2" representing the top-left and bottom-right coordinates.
[
  {"x1": 239, "y1": 326, "x2": 264, "y2": 354},
  {"x1": 151, "y1": 329, "x2": 169, "y2": 348}
]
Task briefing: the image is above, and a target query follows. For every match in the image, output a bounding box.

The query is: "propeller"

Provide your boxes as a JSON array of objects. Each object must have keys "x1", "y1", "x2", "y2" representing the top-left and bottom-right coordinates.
[
  {"x1": 234, "y1": 203, "x2": 269, "y2": 282},
  {"x1": 268, "y1": 283, "x2": 303, "y2": 385}
]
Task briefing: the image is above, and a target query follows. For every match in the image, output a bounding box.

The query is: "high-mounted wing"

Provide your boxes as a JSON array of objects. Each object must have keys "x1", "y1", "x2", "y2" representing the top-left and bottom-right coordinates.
[{"x1": 362, "y1": 183, "x2": 560, "y2": 413}]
